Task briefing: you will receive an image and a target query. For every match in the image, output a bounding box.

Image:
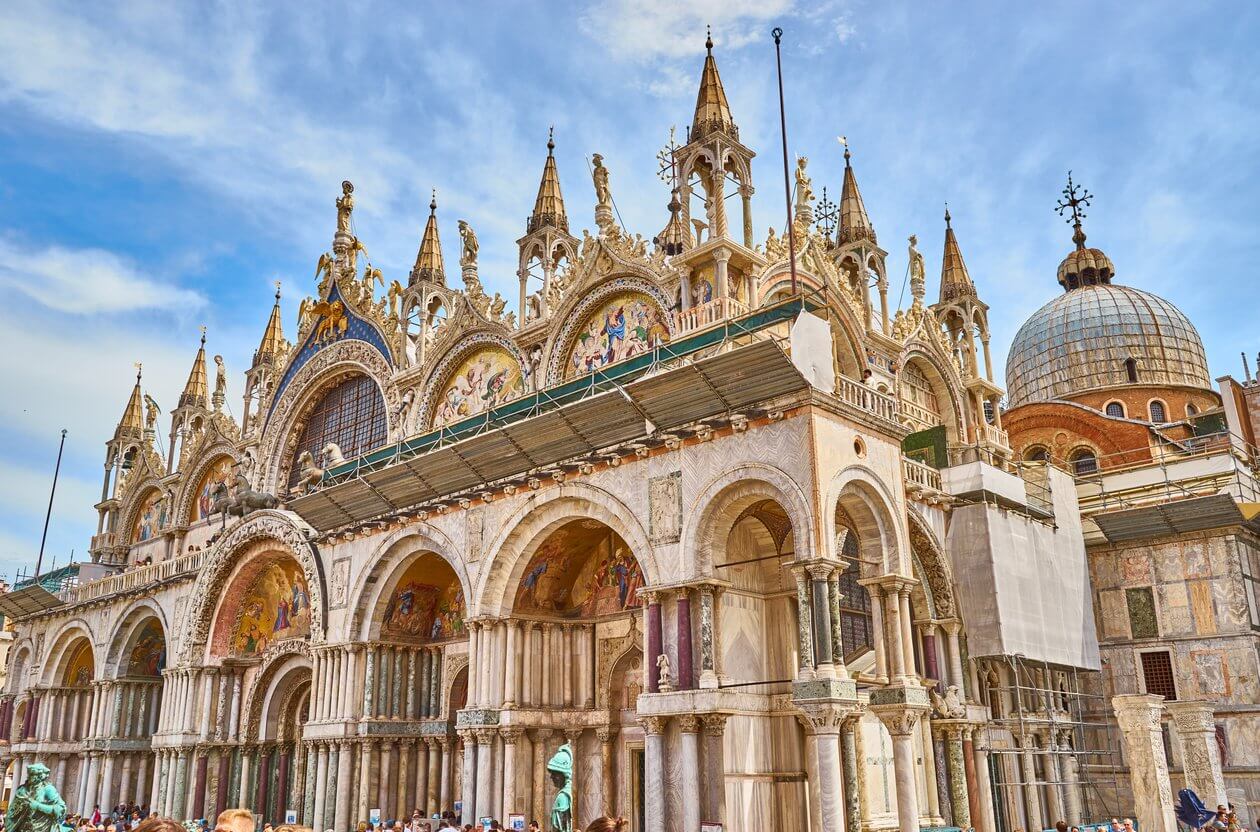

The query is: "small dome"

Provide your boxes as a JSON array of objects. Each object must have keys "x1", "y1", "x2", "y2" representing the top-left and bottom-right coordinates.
[
  {"x1": 1057, "y1": 247, "x2": 1115, "y2": 289},
  {"x1": 1005, "y1": 283, "x2": 1212, "y2": 408}
]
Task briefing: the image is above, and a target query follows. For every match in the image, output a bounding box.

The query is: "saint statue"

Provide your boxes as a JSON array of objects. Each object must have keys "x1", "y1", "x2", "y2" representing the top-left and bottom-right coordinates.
[
  {"x1": 591, "y1": 154, "x2": 611, "y2": 208},
  {"x1": 213, "y1": 355, "x2": 228, "y2": 402},
  {"x1": 336, "y1": 180, "x2": 355, "y2": 234},
  {"x1": 795, "y1": 156, "x2": 815, "y2": 206},
  {"x1": 907, "y1": 234, "x2": 926, "y2": 301},
  {"x1": 143, "y1": 394, "x2": 160, "y2": 430},
  {"x1": 656, "y1": 652, "x2": 674, "y2": 692},
  {"x1": 457, "y1": 220, "x2": 479, "y2": 267},
  {"x1": 5, "y1": 763, "x2": 66, "y2": 832},
  {"x1": 546, "y1": 743, "x2": 574, "y2": 832}
]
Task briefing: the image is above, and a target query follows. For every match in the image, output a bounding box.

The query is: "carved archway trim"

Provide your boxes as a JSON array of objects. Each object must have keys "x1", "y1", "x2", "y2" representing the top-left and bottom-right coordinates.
[
  {"x1": 173, "y1": 444, "x2": 240, "y2": 527},
  {"x1": 39, "y1": 619, "x2": 97, "y2": 686},
  {"x1": 473, "y1": 482, "x2": 658, "y2": 618},
  {"x1": 414, "y1": 331, "x2": 527, "y2": 433},
  {"x1": 117, "y1": 479, "x2": 170, "y2": 549},
  {"x1": 543, "y1": 275, "x2": 675, "y2": 385},
  {"x1": 240, "y1": 642, "x2": 313, "y2": 743},
  {"x1": 684, "y1": 463, "x2": 816, "y2": 578},
  {"x1": 179, "y1": 510, "x2": 327, "y2": 663},
  {"x1": 103, "y1": 597, "x2": 170, "y2": 679},
  {"x1": 597, "y1": 619, "x2": 644, "y2": 710},
  {"x1": 258, "y1": 338, "x2": 400, "y2": 492},
  {"x1": 906, "y1": 510, "x2": 956, "y2": 619},
  {"x1": 825, "y1": 464, "x2": 909, "y2": 576}
]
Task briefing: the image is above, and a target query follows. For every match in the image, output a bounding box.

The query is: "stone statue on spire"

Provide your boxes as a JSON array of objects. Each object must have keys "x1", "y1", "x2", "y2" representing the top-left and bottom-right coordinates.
[
  {"x1": 336, "y1": 180, "x2": 355, "y2": 235},
  {"x1": 457, "y1": 220, "x2": 479, "y2": 267},
  {"x1": 908, "y1": 234, "x2": 926, "y2": 302},
  {"x1": 213, "y1": 355, "x2": 227, "y2": 411},
  {"x1": 591, "y1": 154, "x2": 612, "y2": 207}
]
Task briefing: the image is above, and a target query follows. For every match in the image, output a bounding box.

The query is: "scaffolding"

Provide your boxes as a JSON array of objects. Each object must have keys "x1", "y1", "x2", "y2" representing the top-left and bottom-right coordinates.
[{"x1": 977, "y1": 655, "x2": 1128, "y2": 832}]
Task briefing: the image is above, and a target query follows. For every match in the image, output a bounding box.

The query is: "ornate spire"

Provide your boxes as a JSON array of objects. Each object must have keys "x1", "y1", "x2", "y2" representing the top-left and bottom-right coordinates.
[
  {"x1": 1055, "y1": 170, "x2": 1092, "y2": 251},
  {"x1": 690, "y1": 27, "x2": 737, "y2": 142},
  {"x1": 410, "y1": 191, "x2": 446, "y2": 286},
  {"x1": 115, "y1": 366, "x2": 145, "y2": 442},
  {"x1": 528, "y1": 128, "x2": 569, "y2": 233},
  {"x1": 178, "y1": 330, "x2": 209, "y2": 409},
  {"x1": 1053, "y1": 172, "x2": 1114, "y2": 291},
  {"x1": 255, "y1": 284, "x2": 286, "y2": 365},
  {"x1": 938, "y1": 205, "x2": 976, "y2": 303},
  {"x1": 837, "y1": 138, "x2": 876, "y2": 246}
]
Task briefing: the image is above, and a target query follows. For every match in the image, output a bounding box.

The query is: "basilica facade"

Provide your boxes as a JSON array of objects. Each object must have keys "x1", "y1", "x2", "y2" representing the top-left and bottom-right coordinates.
[{"x1": 0, "y1": 35, "x2": 1252, "y2": 832}]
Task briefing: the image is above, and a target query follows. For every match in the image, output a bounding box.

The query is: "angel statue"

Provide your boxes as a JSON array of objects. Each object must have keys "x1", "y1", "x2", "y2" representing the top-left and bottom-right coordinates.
[
  {"x1": 387, "y1": 279, "x2": 404, "y2": 318},
  {"x1": 457, "y1": 219, "x2": 479, "y2": 267},
  {"x1": 489, "y1": 292, "x2": 507, "y2": 321},
  {"x1": 336, "y1": 180, "x2": 355, "y2": 234},
  {"x1": 5, "y1": 763, "x2": 65, "y2": 832},
  {"x1": 591, "y1": 153, "x2": 611, "y2": 207},
  {"x1": 795, "y1": 156, "x2": 814, "y2": 206},
  {"x1": 362, "y1": 264, "x2": 384, "y2": 300}
]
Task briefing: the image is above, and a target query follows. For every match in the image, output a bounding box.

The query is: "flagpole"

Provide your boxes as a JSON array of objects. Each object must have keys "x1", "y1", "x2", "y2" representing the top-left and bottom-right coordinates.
[
  {"x1": 771, "y1": 27, "x2": 798, "y2": 295},
  {"x1": 35, "y1": 429, "x2": 68, "y2": 579}
]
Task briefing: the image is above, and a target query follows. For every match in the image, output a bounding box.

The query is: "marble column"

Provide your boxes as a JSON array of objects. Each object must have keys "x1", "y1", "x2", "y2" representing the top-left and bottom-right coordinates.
[
  {"x1": 460, "y1": 731, "x2": 477, "y2": 821},
  {"x1": 313, "y1": 743, "x2": 329, "y2": 831},
  {"x1": 1166, "y1": 700, "x2": 1228, "y2": 809},
  {"x1": 596, "y1": 727, "x2": 617, "y2": 816},
  {"x1": 793, "y1": 567, "x2": 816, "y2": 679},
  {"x1": 363, "y1": 647, "x2": 377, "y2": 720},
  {"x1": 1060, "y1": 733, "x2": 1084, "y2": 826},
  {"x1": 676, "y1": 591, "x2": 694, "y2": 690},
  {"x1": 1113, "y1": 695, "x2": 1176, "y2": 832},
  {"x1": 474, "y1": 729, "x2": 494, "y2": 823},
  {"x1": 396, "y1": 739, "x2": 411, "y2": 819},
  {"x1": 641, "y1": 717, "x2": 666, "y2": 832},
  {"x1": 174, "y1": 751, "x2": 190, "y2": 821},
  {"x1": 841, "y1": 717, "x2": 863, "y2": 832},
  {"x1": 504, "y1": 622, "x2": 519, "y2": 709},
  {"x1": 944, "y1": 620, "x2": 965, "y2": 690},
  {"x1": 439, "y1": 736, "x2": 452, "y2": 812},
  {"x1": 1020, "y1": 739, "x2": 1043, "y2": 829},
  {"x1": 333, "y1": 741, "x2": 353, "y2": 830},
  {"x1": 379, "y1": 740, "x2": 397, "y2": 818},
  {"x1": 928, "y1": 725, "x2": 947, "y2": 822},
  {"x1": 303, "y1": 743, "x2": 318, "y2": 823},
  {"x1": 324, "y1": 744, "x2": 339, "y2": 826},
  {"x1": 356, "y1": 741, "x2": 372, "y2": 823},
  {"x1": 700, "y1": 713, "x2": 727, "y2": 825},
  {"x1": 945, "y1": 725, "x2": 971, "y2": 828},
  {"x1": 874, "y1": 707, "x2": 925, "y2": 832},
  {"x1": 501, "y1": 729, "x2": 521, "y2": 818},
  {"x1": 419, "y1": 649, "x2": 432, "y2": 719},
  {"x1": 644, "y1": 597, "x2": 662, "y2": 693},
  {"x1": 99, "y1": 752, "x2": 117, "y2": 811},
  {"x1": 679, "y1": 717, "x2": 702, "y2": 832},
  {"x1": 972, "y1": 730, "x2": 998, "y2": 832},
  {"x1": 425, "y1": 738, "x2": 440, "y2": 814},
  {"x1": 698, "y1": 586, "x2": 718, "y2": 688},
  {"x1": 532, "y1": 730, "x2": 551, "y2": 830}
]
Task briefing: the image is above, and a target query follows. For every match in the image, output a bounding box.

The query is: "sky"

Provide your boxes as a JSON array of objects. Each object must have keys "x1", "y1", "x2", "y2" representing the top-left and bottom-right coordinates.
[{"x1": 0, "y1": 0, "x2": 1256, "y2": 581}]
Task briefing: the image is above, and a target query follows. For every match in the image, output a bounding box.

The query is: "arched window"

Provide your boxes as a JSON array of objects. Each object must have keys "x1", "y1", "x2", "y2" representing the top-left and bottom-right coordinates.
[
  {"x1": 1105, "y1": 401, "x2": 1125, "y2": 418},
  {"x1": 1124, "y1": 358, "x2": 1138, "y2": 383},
  {"x1": 1149, "y1": 400, "x2": 1167, "y2": 423},
  {"x1": 288, "y1": 375, "x2": 387, "y2": 489},
  {"x1": 836, "y1": 530, "x2": 873, "y2": 659},
  {"x1": 1024, "y1": 445, "x2": 1050, "y2": 463},
  {"x1": 1186, "y1": 403, "x2": 1199, "y2": 417},
  {"x1": 1071, "y1": 448, "x2": 1098, "y2": 476}
]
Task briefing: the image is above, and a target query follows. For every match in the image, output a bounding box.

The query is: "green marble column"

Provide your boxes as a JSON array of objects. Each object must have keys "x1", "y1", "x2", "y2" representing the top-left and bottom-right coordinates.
[
  {"x1": 303, "y1": 743, "x2": 318, "y2": 823},
  {"x1": 946, "y1": 727, "x2": 971, "y2": 828},
  {"x1": 363, "y1": 648, "x2": 377, "y2": 719},
  {"x1": 841, "y1": 718, "x2": 862, "y2": 832}
]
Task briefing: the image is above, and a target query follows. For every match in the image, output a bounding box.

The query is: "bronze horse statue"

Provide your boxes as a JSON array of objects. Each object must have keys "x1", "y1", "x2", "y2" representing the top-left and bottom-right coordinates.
[{"x1": 210, "y1": 472, "x2": 281, "y2": 529}]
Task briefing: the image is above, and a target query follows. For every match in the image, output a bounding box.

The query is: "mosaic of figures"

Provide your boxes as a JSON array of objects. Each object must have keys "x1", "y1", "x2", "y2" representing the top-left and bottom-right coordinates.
[
  {"x1": 381, "y1": 556, "x2": 467, "y2": 642},
  {"x1": 515, "y1": 520, "x2": 644, "y2": 618},
  {"x1": 229, "y1": 559, "x2": 312, "y2": 657},
  {"x1": 62, "y1": 641, "x2": 94, "y2": 686},
  {"x1": 132, "y1": 489, "x2": 167, "y2": 543},
  {"x1": 193, "y1": 456, "x2": 235, "y2": 522},
  {"x1": 432, "y1": 347, "x2": 525, "y2": 428},
  {"x1": 565, "y1": 293, "x2": 670, "y2": 379},
  {"x1": 126, "y1": 619, "x2": 166, "y2": 677}
]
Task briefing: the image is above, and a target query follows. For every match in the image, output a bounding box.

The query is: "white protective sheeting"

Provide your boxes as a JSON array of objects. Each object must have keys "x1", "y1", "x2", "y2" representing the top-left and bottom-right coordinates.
[{"x1": 946, "y1": 465, "x2": 1101, "y2": 670}]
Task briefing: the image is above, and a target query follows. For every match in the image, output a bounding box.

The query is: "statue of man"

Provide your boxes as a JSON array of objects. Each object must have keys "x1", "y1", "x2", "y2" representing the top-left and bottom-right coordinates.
[
  {"x1": 214, "y1": 355, "x2": 228, "y2": 401},
  {"x1": 795, "y1": 156, "x2": 814, "y2": 206},
  {"x1": 5, "y1": 763, "x2": 66, "y2": 832},
  {"x1": 336, "y1": 180, "x2": 355, "y2": 234},
  {"x1": 457, "y1": 219, "x2": 479, "y2": 267},
  {"x1": 591, "y1": 154, "x2": 611, "y2": 207},
  {"x1": 546, "y1": 743, "x2": 573, "y2": 832},
  {"x1": 907, "y1": 234, "x2": 926, "y2": 300}
]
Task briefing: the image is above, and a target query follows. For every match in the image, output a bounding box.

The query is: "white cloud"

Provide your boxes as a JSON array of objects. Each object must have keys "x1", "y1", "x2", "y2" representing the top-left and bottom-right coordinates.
[
  {"x1": 0, "y1": 237, "x2": 204, "y2": 314},
  {"x1": 578, "y1": 0, "x2": 794, "y2": 62}
]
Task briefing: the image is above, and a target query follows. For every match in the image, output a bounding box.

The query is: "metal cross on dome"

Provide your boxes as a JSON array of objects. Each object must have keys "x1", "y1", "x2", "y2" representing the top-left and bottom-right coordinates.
[
  {"x1": 656, "y1": 126, "x2": 681, "y2": 187},
  {"x1": 1055, "y1": 170, "x2": 1092, "y2": 227},
  {"x1": 816, "y1": 185, "x2": 838, "y2": 240}
]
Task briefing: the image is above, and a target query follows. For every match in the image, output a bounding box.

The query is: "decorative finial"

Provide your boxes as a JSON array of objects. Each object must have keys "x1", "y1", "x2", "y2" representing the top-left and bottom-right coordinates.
[
  {"x1": 706, "y1": 25, "x2": 713, "y2": 52},
  {"x1": 134, "y1": 361, "x2": 142, "y2": 382},
  {"x1": 944, "y1": 202, "x2": 951, "y2": 227},
  {"x1": 429, "y1": 188, "x2": 437, "y2": 214},
  {"x1": 1055, "y1": 170, "x2": 1093, "y2": 250},
  {"x1": 547, "y1": 126, "x2": 555, "y2": 155},
  {"x1": 199, "y1": 324, "x2": 207, "y2": 346},
  {"x1": 274, "y1": 280, "x2": 282, "y2": 301},
  {"x1": 838, "y1": 135, "x2": 850, "y2": 167}
]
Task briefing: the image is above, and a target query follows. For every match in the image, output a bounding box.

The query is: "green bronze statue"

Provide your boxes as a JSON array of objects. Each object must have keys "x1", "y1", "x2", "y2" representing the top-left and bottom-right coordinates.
[
  {"x1": 5, "y1": 763, "x2": 66, "y2": 832},
  {"x1": 546, "y1": 742, "x2": 573, "y2": 832}
]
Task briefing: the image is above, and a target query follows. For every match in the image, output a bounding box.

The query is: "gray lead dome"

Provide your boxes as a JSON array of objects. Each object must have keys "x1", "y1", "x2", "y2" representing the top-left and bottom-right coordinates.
[{"x1": 1004, "y1": 283, "x2": 1212, "y2": 407}]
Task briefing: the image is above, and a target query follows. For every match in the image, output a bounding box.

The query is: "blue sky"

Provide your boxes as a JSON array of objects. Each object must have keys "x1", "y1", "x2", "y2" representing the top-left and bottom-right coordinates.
[{"x1": 0, "y1": 0, "x2": 1256, "y2": 581}]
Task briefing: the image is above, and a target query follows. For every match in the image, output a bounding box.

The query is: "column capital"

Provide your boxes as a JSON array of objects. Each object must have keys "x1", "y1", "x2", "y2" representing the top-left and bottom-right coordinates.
[
  {"x1": 638, "y1": 716, "x2": 668, "y2": 736},
  {"x1": 564, "y1": 727, "x2": 584, "y2": 744},
  {"x1": 500, "y1": 727, "x2": 523, "y2": 744},
  {"x1": 532, "y1": 727, "x2": 554, "y2": 743},
  {"x1": 595, "y1": 726, "x2": 619, "y2": 743},
  {"x1": 1112, "y1": 693, "x2": 1166, "y2": 733},
  {"x1": 1164, "y1": 700, "x2": 1217, "y2": 734},
  {"x1": 871, "y1": 703, "x2": 929, "y2": 737},
  {"x1": 677, "y1": 715, "x2": 701, "y2": 734},
  {"x1": 699, "y1": 713, "x2": 728, "y2": 737}
]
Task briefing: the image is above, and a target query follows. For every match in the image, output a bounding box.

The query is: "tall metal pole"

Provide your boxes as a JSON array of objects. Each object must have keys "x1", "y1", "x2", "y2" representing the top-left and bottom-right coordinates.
[
  {"x1": 35, "y1": 429, "x2": 68, "y2": 579},
  {"x1": 772, "y1": 27, "x2": 798, "y2": 295}
]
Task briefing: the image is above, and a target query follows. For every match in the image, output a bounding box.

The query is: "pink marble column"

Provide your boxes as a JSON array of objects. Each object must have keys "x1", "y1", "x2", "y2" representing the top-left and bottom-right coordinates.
[
  {"x1": 645, "y1": 594, "x2": 663, "y2": 693},
  {"x1": 676, "y1": 592, "x2": 694, "y2": 690}
]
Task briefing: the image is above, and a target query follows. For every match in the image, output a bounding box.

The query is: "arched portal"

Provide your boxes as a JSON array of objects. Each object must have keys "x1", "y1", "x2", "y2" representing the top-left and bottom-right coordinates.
[
  {"x1": 252, "y1": 661, "x2": 312, "y2": 825},
  {"x1": 466, "y1": 517, "x2": 647, "y2": 829},
  {"x1": 101, "y1": 611, "x2": 168, "y2": 807}
]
